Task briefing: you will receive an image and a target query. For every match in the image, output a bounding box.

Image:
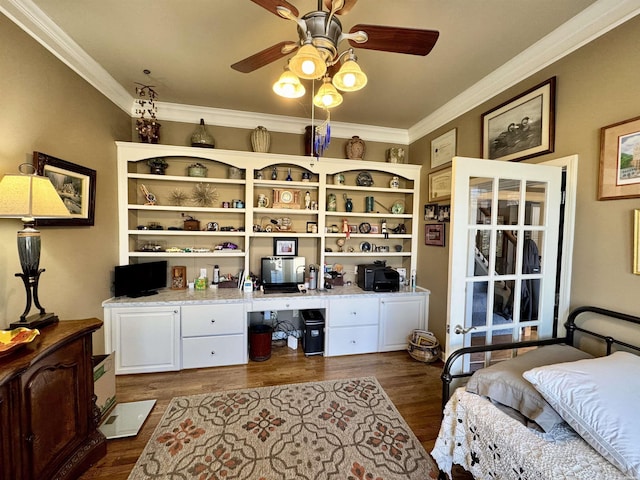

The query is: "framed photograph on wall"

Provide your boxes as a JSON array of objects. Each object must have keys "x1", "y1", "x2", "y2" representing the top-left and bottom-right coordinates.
[
  {"x1": 32, "y1": 151, "x2": 96, "y2": 226},
  {"x1": 598, "y1": 115, "x2": 640, "y2": 200},
  {"x1": 424, "y1": 203, "x2": 438, "y2": 221},
  {"x1": 431, "y1": 128, "x2": 457, "y2": 169},
  {"x1": 425, "y1": 224, "x2": 445, "y2": 247},
  {"x1": 482, "y1": 77, "x2": 556, "y2": 162},
  {"x1": 428, "y1": 167, "x2": 452, "y2": 202},
  {"x1": 273, "y1": 237, "x2": 298, "y2": 256}
]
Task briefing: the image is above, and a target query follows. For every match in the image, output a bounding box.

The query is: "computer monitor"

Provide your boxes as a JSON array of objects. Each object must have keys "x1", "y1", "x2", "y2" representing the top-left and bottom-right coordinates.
[{"x1": 260, "y1": 256, "x2": 305, "y2": 291}]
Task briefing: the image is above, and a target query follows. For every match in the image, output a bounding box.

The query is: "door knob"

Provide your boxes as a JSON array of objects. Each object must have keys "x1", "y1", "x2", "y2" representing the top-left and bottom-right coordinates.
[{"x1": 454, "y1": 324, "x2": 477, "y2": 335}]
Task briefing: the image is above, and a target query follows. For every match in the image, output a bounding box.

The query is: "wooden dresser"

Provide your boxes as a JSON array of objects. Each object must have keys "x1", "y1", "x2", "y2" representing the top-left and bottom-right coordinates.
[{"x1": 0, "y1": 318, "x2": 106, "y2": 480}]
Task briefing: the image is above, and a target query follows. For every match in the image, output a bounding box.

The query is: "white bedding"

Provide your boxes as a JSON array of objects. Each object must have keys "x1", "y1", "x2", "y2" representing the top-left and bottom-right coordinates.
[{"x1": 431, "y1": 388, "x2": 631, "y2": 479}]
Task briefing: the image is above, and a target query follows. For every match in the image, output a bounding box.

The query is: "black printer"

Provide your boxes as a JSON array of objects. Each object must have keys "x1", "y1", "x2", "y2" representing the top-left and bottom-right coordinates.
[{"x1": 357, "y1": 263, "x2": 400, "y2": 292}]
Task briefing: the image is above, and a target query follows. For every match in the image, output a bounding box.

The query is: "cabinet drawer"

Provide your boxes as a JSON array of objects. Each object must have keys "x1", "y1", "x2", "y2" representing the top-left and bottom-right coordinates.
[
  {"x1": 329, "y1": 297, "x2": 378, "y2": 327},
  {"x1": 182, "y1": 335, "x2": 245, "y2": 369},
  {"x1": 182, "y1": 304, "x2": 244, "y2": 337},
  {"x1": 326, "y1": 325, "x2": 378, "y2": 356},
  {"x1": 250, "y1": 297, "x2": 324, "y2": 312}
]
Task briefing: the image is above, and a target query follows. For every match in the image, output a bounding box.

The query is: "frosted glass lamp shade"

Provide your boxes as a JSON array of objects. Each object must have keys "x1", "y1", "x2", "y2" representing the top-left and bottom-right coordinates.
[
  {"x1": 333, "y1": 58, "x2": 368, "y2": 92},
  {"x1": 313, "y1": 79, "x2": 343, "y2": 109},
  {"x1": 289, "y1": 43, "x2": 327, "y2": 80},
  {"x1": 273, "y1": 69, "x2": 306, "y2": 98}
]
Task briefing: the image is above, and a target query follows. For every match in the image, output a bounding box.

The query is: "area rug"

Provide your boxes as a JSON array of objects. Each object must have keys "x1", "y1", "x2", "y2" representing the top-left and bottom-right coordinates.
[{"x1": 128, "y1": 377, "x2": 439, "y2": 479}]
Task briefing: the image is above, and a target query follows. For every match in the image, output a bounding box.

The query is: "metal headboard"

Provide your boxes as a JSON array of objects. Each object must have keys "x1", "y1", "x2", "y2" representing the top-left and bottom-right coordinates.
[{"x1": 441, "y1": 306, "x2": 640, "y2": 412}]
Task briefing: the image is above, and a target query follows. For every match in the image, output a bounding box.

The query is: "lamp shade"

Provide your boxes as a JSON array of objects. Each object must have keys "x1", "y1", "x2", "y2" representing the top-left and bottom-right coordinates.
[
  {"x1": 313, "y1": 78, "x2": 343, "y2": 109},
  {"x1": 289, "y1": 43, "x2": 327, "y2": 80},
  {"x1": 332, "y1": 57, "x2": 368, "y2": 92},
  {"x1": 273, "y1": 69, "x2": 306, "y2": 98},
  {"x1": 0, "y1": 174, "x2": 70, "y2": 219}
]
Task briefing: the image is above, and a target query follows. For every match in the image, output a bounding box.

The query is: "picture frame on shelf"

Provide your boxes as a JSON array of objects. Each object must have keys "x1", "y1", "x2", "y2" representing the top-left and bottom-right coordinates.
[
  {"x1": 171, "y1": 266, "x2": 187, "y2": 290},
  {"x1": 425, "y1": 224, "x2": 445, "y2": 247},
  {"x1": 431, "y1": 128, "x2": 457, "y2": 169},
  {"x1": 348, "y1": 224, "x2": 358, "y2": 234},
  {"x1": 273, "y1": 237, "x2": 298, "y2": 256},
  {"x1": 370, "y1": 224, "x2": 380, "y2": 234},
  {"x1": 634, "y1": 209, "x2": 640, "y2": 275},
  {"x1": 424, "y1": 203, "x2": 438, "y2": 221},
  {"x1": 482, "y1": 77, "x2": 556, "y2": 162},
  {"x1": 32, "y1": 151, "x2": 97, "y2": 226},
  {"x1": 598, "y1": 115, "x2": 640, "y2": 200},
  {"x1": 306, "y1": 221, "x2": 318, "y2": 234},
  {"x1": 428, "y1": 167, "x2": 452, "y2": 202}
]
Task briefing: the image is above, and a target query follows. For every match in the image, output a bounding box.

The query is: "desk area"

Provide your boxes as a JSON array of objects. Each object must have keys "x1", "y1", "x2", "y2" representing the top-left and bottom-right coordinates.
[{"x1": 103, "y1": 286, "x2": 429, "y2": 374}]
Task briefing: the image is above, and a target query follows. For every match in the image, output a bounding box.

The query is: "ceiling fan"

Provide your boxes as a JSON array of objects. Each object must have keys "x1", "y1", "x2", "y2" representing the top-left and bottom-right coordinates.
[{"x1": 231, "y1": 0, "x2": 440, "y2": 75}]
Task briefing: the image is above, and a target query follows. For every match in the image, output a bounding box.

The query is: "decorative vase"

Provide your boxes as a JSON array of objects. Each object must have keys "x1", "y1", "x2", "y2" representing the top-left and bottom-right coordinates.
[
  {"x1": 345, "y1": 197, "x2": 353, "y2": 212},
  {"x1": 346, "y1": 135, "x2": 365, "y2": 160},
  {"x1": 390, "y1": 176, "x2": 400, "y2": 189},
  {"x1": 304, "y1": 125, "x2": 320, "y2": 156},
  {"x1": 327, "y1": 193, "x2": 337, "y2": 212},
  {"x1": 190, "y1": 118, "x2": 215, "y2": 148},
  {"x1": 251, "y1": 126, "x2": 271, "y2": 153}
]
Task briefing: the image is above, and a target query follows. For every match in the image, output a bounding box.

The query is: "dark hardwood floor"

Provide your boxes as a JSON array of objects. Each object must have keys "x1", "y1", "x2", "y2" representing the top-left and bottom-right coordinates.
[{"x1": 80, "y1": 344, "x2": 445, "y2": 479}]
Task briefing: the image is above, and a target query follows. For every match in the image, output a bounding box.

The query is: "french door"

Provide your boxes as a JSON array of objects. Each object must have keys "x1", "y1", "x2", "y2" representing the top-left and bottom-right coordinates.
[{"x1": 445, "y1": 156, "x2": 562, "y2": 370}]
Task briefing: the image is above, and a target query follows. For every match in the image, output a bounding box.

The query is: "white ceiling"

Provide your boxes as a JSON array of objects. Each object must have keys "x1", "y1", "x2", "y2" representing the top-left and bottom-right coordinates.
[{"x1": 3, "y1": 0, "x2": 639, "y2": 142}]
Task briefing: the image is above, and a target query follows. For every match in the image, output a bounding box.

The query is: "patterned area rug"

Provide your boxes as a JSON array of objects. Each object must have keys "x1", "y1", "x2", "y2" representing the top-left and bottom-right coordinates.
[{"x1": 128, "y1": 377, "x2": 439, "y2": 479}]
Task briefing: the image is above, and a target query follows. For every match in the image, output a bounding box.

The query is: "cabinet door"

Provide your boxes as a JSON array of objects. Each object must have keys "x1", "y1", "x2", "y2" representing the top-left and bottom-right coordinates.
[
  {"x1": 112, "y1": 307, "x2": 180, "y2": 374},
  {"x1": 378, "y1": 295, "x2": 426, "y2": 351}
]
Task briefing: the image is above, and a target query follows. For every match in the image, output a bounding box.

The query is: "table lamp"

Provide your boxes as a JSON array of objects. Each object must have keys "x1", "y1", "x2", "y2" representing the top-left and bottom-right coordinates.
[{"x1": 0, "y1": 164, "x2": 71, "y2": 328}]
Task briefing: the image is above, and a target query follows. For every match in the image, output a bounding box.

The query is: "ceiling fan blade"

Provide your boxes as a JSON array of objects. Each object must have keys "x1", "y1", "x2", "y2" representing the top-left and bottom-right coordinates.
[
  {"x1": 323, "y1": 0, "x2": 358, "y2": 15},
  {"x1": 249, "y1": 0, "x2": 299, "y2": 18},
  {"x1": 348, "y1": 24, "x2": 439, "y2": 56},
  {"x1": 231, "y1": 41, "x2": 298, "y2": 73}
]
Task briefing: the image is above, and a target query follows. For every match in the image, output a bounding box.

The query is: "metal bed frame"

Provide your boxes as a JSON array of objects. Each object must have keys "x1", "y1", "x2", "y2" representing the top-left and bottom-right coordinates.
[{"x1": 440, "y1": 306, "x2": 640, "y2": 412}]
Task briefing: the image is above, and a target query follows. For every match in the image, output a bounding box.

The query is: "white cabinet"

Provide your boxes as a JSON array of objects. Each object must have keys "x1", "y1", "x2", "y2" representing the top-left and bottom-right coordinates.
[
  {"x1": 326, "y1": 297, "x2": 379, "y2": 356},
  {"x1": 378, "y1": 294, "x2": 428, "y2": 351},
  {"x1": 181, "y1": 303, "x2": 246, "y2": 368},
  {"x1": 109, "y1": 306, "x2": 180, "y2": 374}
]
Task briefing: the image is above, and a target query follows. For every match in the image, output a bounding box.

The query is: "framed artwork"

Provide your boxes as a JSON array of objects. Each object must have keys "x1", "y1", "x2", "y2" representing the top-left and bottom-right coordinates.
[
  {"x1": 428, "y1": 167, "x2": 452, "y2": 202},
  {"x1": 598, "y1": 115, "x2": 640, "y2": 200},
  {"x1": 425, "y1": 223, "x2": 445, "y2": 247},
  {"x1": 482, "y1": 77, "x2": 556, "y2": 162},
  {"x1": 33, "y1": 151, "x2": 96, "y2": 226},
  {"x1": 370, "y1": 224, "x2": 380, "y2": 234},
  {"x1": 437, "y1": 204, "x2": 451, "y2": 222},
  {"x1": 431, "y1": 128, "x2": 457, "y2": 169},
  {"x1": 634, "y1": 210, "x2": 640, "y2": 275},
  {"x1": 348, "y1": 224, "x2": 358, "y2": 234},
  {"x1": 306, "y1": 221, "x2": 317, "y2": 233},
  {"x1": 424, "y1": 203, "x2": 438, "y2": 221},
  {"x1": 273, "y1": 237, "x2": 298, "y2": 256}
]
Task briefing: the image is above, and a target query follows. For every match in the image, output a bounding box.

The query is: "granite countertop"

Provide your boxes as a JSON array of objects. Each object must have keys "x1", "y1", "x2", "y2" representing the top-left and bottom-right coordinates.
[{"x1": 102, "y1": 284, "x2": 429, "y2": 307}]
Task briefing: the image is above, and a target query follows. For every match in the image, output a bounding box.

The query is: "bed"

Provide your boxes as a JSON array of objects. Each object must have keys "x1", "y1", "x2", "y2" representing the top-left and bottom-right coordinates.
[{"x1": 432, "y1": 306, "x2": 640, "y2": 480}]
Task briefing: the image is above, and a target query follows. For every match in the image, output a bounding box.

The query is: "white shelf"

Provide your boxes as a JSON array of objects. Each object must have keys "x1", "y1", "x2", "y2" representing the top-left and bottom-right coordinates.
[
  {"x1": 129, "y1": 251, "x2": 245, "y2": 258},
  {"x1": 128, "y1": 230, "x2": 245, "y2": 236},
  {"x1": 128, "y1": 173, "x2": 246, "y2": 185}
]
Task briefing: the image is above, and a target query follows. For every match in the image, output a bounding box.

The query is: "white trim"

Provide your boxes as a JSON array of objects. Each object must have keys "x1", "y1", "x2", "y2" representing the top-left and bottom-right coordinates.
[{"x1": 3, "y1": 0, "x2": 639, "y2": 142}]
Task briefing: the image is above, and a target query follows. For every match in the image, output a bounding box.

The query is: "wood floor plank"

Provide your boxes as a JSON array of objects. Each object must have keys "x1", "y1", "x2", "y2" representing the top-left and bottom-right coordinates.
[{"x1": 79, "y1": 345, "x2": 444, "y2": 479}]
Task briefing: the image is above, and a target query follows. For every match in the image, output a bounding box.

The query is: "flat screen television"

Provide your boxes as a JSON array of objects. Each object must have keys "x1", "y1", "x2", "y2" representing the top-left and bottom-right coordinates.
[
  {"x1": 261, "y1": 256, "x2": 305, "y2": 293},
  {"x1": 114, "y1": 260, "x2": 167, "y2": 298}
]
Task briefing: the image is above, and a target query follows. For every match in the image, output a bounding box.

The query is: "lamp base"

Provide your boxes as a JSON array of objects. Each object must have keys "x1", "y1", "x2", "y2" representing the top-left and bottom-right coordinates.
[{"x1": 10, "y1": 312, "x2": 59, "y2": 330}]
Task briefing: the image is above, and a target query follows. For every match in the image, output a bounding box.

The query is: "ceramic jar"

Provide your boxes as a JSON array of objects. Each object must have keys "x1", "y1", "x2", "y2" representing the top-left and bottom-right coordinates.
[
  {"x1": 390, "y1": 176, "x2": 400, "y2": 189},
  {"x1": 190, "y1": 119, "x2": 215, "y2": 148},
  {"x1": 346, "y1": 135, "x2": 365, "y2": 160},
  {"x1": 251, "y1": 126, "x2": 271, "y2": 153},
  {"x1": 327, "y1": 193, "x2": 337, "y2": 211}
]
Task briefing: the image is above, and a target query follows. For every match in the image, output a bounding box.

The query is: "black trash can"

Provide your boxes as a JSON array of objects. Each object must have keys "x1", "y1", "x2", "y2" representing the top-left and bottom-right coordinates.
[
  {"x1": 249, "y1": 324, "x2": 273, "y2": 361},
  {"x1": 301, "y1": 309, "x2": 324, "y2": 356}
]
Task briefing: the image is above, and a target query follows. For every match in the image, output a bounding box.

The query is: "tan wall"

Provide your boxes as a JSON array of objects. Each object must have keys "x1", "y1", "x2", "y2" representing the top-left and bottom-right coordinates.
[
  {"x1": 412, "y1": 15, "x2": 640, "y2": 346},
  {"x1": 0, "y1": 15, "x2": 130, "y2": 351}
]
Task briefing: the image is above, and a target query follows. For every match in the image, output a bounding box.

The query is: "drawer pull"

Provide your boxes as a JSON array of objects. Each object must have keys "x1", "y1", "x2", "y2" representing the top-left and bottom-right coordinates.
[
  {"x1": 210, "y1": 351, "x2": 216, "y2": 355},
  {"x1": 210, "y1": 319, "x2": 216, "y2": 324},
  {"x1": 350, "y1": 340, "x2": 356, "y2": 344}
]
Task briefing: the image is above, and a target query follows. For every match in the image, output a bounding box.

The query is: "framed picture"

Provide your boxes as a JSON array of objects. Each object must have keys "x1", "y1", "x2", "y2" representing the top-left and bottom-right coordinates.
[
  {"x1": 424, "y1": 203, "x2": 438, "y2": 221},
  {"x1": 431, "y1": 128, "x2": 457, "y2": 169},
  {"x1": 370, "y1": 224, "x2": 380, "y2": 234},
  {"x1": 348, "y1": 224, "x2": 358, "y2": 234},
  {"x1": 598, "y1": 115, "x2": 640, "y2": 200},
  {"x1": 32, "y1": 151, "x2": 96, "y2": 226},
  {"x1": 634, "y1": 210, "x2": 640, "y2": 275},
  {"x1": 437, "y1": 204, "x2": 451, "y2": 222},
  {"x1": 425, "y1": 223, "x2": 445, "y2": 247},
  {"x1": 273, "y1": 237, "x2": 298, "y2": 256},
  {"x1": 482, "y1": 77, "x2": 556, "y2": 162},
  {"x1": 306, "y1": 221, "x2": 317, "y2": 233},
  {"x1": 428, "y1": 167, "x2": 452, "y2": 202}
]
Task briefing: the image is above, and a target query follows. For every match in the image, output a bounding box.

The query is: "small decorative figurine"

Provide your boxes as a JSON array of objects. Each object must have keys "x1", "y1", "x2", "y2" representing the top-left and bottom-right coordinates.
[
  {"x1": 305, "y1": 191, "x2": 311, "y2": 209},
  {"x1": 271, "y1": 166, "x2": 278, "y2": 180},
  {"x1": 140, "y1": 184, "x2": 156, "y2": 205}
]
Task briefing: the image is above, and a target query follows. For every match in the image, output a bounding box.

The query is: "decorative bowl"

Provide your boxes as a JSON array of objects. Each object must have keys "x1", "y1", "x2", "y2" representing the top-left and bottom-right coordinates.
[{"x1": 0, "y1": 327, "x2": 40, "y2": 357}]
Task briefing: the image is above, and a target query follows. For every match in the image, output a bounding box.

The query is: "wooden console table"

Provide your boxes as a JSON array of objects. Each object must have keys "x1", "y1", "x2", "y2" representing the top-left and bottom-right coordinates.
[{"x1": 0, "y1": 318, "x2": 106, "y2": 480}]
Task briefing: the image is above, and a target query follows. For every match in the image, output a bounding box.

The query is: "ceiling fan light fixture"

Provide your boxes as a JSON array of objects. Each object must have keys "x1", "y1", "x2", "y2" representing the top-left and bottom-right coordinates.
[
  {"x1": 273, "y1": 68, "x2": 306, "y2": 98},
  {"x1": 313, "y1": 77, "x2": 343, "y2": 109},
  {"x1": 332, "y1": 52, "x2": 367, "y2": 92},
  {"x1": 289, "y1": 42, "x2": 327, "y2": 80}
]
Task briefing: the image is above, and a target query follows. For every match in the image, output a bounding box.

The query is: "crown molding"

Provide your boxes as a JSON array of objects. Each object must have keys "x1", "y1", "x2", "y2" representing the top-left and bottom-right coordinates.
[
  {"x1": 408, "y1": 0, "x2": 640, "y2": 143},
  {"x1": 3, "y1": 0, "x2": 638, "y2": 146}
]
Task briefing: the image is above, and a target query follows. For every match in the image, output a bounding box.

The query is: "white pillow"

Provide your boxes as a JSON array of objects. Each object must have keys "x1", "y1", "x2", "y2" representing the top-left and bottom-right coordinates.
[{"x1": 523, "y1": 351, "x2": 640, "y2": 479}]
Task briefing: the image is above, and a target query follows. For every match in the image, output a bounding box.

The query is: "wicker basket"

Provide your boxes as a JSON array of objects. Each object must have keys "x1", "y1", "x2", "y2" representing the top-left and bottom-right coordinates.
[{"x1": 407, "y1": 330, "x2": 441, "y2": 363}]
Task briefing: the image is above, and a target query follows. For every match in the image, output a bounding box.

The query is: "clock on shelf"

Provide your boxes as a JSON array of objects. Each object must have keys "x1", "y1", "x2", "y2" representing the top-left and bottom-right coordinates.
[{"x1": 272, "y1": 188, "x2": 301, "y2": 209}]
